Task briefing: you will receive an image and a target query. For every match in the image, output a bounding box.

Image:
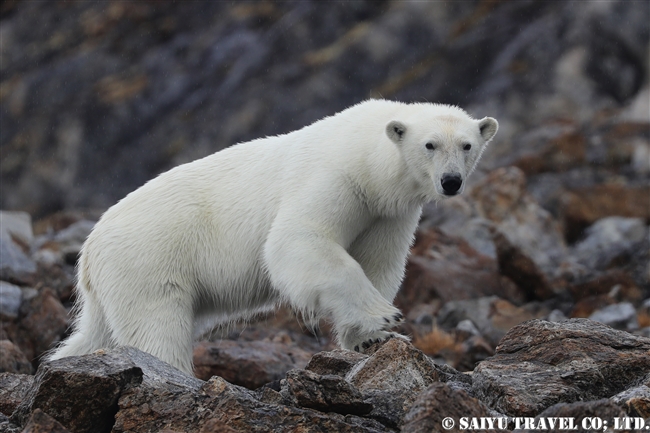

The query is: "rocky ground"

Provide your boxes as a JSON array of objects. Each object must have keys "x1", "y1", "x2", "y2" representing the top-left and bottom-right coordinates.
[{"x1": 1, "y1": 0, "x2": 649, "y2": 432}]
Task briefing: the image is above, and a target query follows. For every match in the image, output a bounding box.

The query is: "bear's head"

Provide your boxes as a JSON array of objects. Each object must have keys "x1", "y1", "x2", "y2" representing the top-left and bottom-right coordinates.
[{"x1": 386, "y1": 105, "x2": 498, "y2": 201}]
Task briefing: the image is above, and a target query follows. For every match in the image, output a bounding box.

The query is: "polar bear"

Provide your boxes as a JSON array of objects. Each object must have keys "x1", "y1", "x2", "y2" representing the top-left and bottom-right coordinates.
[{"x1": 49, "y1": 99, "x2": 497, "y2": 375}]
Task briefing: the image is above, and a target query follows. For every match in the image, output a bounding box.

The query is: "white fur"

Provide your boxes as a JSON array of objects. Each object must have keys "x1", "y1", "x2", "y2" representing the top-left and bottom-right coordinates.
[{"x1": 48, "y1": 100, "x2": 497, "y2": 375}]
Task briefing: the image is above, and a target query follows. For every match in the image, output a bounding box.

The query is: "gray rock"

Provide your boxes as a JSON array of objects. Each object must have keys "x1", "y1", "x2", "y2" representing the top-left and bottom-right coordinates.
[
  {"x1": 588, "y1": 302, "x2": 638, "y2": 330},
  {"x1": 0, "y1": 212, "x2": 32, "y2": 246},
  {"x1": 0, "y1": 281, "x2": 22, "y2": 320},
  {"x1": 571, "y1": 217, "x2": 647, "y2": 270},
  {"x1": 456, "y1": 319, "x2": 481, "y2": 336},
  {"x1": 472, "y1": 319, "x2": 650, "y2": 417},
  {"x1": 0, "y1": 233, "x2": 36, "y2": 285},
  {"x1": 547, "y1": 309, "x2": 568, "y2": 322}
]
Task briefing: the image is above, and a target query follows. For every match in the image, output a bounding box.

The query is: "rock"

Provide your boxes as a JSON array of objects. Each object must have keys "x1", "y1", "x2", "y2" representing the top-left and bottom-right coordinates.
[
  {"x1": 471, "y1": 167, "x2": 569, "y2": 283},
  {"x1": 520, "y1": 400, "x2": 626, "y2": 433},
  {"x1": 0, "y1": 282, "x2": 22, "y2": 320},
  {"x1": 2, "y1": 288, "x2": 68, "y2": 364},
  {"x1": 305, "y1": 349, "x2": 368, "y2": 376},
  {"x1": 588, "y1": 302, "x2": 638, "y2": 331},
  {"x1": 20, "y1": 409, "x2": 71, "y2": 433},
  {"x1": 491, "y1": 229, "x2": 554, "y2": 301},
  {"x1": 0, "y1": 212, "x2": 33, "y2": 247},
  {"x1": 472, "y1": 319, "x2": 650, "y2": 417},
  {"x1": 282, "y1": 368, "x2": 372, "y2": 416},
  {"x1": 115, "y1": 374, "x2": 390, "y2": 433},
  {"x1": 437, "y1": 296, "x2": 547, "y2": 346},
  {"x1": 0, "y1": 233, "x2": 36, "y2": 286},
  {"x1": 0, "y1": 341, "x2": 32, "y2": 374},
  {"x1": 402, "y1": 383, "x2": 502, "y2": 433},
  {"x1": 0, "y1": 414, "x2": 20, "y2": 433},
  {"x1": 562, "y1": 184, "x2": 650, "y2": 241},
  {"x1": 569, "y1": 269, "x2": 643, "y2": 305},
  {"x1": 399, "y1": 228, "x2": 520, "y2": 307},
  {"x1": 504, "y1": 123, "x2": 586, "y2": 176},
  {"x1": 345, "y1": 338, "x2": 469, "y2": 427},
  {"x1": 193, "y1": 339, "x2": 312, "y2": 389},
  {"x1": 10, "y1": 351, "x2": 144, "y2": 432},
  {"x1": 571, "y1": 217, "x2": 647, "y2": 270},
  {"x1": 0, "y1": 373, "x2": 34, "y2": 416},
  {"x1": 611, "y1": 383, "x2": 650, "y2": 418}
]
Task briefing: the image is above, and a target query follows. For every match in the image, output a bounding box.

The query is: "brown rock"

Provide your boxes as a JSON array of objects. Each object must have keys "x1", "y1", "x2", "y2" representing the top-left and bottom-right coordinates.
[
  {"x1": 0, "y1": 340, "x2": 32, "y2": 375},
  {"x1": 193, "y1": 339, "x2": 313, "y2": 389},
  {"x1": 345, "y1": 338, "x2": 469, "y2": 427},
  {"x1": 10, "y1": 351, "x2": 143, "y2": 432},
  {"x1": 402, "y1": 383, "x2": 504, "y2": 433},
  {"x1": 610, "y1": 378, "x2": 650, "y2": 418},
  {"x1": 562, "y1": 184, "x2": 650, "y2": 241},
  {"x1": 472, "y1": 319, "x2": 650, "y2": 417},
  {"x1": 0, "y1": 373, "x2": 33, "y2": 416},
  {"x1": 20, "y1": 409, "x2": 70, "y2": 433},
  {"x1": 471, "y1": 167, "x2": 569, "y2": 283},
  {"x1": 305, "y1": 349, "x2": 368, "y2": 376},
  {"x1": 491, "y1": 229, "x2": 554, "y2": 300},
  {"x1": 283, "y1": 369, "x2": 372, "y2": 416},
  {"x1": 520, "y1": 400, "x2": 626, "y2": 433},
  {"x1": 437, "y1": 296, "x2": 547, "y2": 347},
  {"x1": 569, "y1": 270, "x2": 643, "y2": 303},
  {"x1": 508, "y1": 124, "x2": 586, "y2": 175},
  {"x1": 3, "y1": 288, "x2": 68, "y2": 365},
  {"x1": 399, "y1": 228, "x2": 520, "y2": 307}
]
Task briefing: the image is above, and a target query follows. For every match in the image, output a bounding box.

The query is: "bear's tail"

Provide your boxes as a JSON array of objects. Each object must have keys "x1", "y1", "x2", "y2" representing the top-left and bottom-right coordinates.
[{"x1": 45, "y1": 255, "x2": 114, "y2": 362}]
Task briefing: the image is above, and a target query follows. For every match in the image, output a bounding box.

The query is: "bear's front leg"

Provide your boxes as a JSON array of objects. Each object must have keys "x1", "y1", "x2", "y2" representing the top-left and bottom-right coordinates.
[{"x1": 264, "y1": 225, "x2": 405, "y2": 353}]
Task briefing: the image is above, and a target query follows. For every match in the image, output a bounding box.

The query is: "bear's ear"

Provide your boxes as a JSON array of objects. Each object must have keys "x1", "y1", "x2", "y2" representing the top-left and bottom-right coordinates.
[
  {"x1": 478, "y1": 117, "x2": 498, "y2": 142},
  {"x1": 386, "y1": 121, "x2": 407, "y2": 144}
]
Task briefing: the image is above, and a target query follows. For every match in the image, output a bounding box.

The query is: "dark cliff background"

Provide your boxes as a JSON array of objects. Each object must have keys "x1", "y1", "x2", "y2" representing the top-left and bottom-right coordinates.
[{"x1": 1, "y1": 0, "x2": 648, "y2": 218}]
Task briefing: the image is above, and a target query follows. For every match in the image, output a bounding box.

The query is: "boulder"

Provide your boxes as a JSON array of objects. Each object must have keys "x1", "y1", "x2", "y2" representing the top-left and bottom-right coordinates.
[
  {"x1": 344, "y1": 338, "x2": 469, "y2": 427},
  {"x1": 10, "y1": 350, "x2": 144, "y2": 432},
  {"x1": 305, "y1": 349, "x2": 368, "y2": 376},
  {"x1": 471, "y1": 167, "x2": 569, "y2": 284},
  {"x1": 2, "y1": 287, "x2": 68, "y2": 364},
  {"x1": 0, "y1": 282, "x2": 22, "y2": 321},
  {"x1": 193, "y1": 339, "x2": 313, "y2": 389},
  {"x1": 0, "y1": 341, "x2": 32, "y2": 375},
  {"x1": 571, "y1": 217, "x2": 647, "y2": 270},
  {"x1": 472, "y1": 319, "x2": 650, "y2": 417},
  {"x1": 0, "y1": 373, "x2": 33, "y2": 416},
  {"x1": 399, "y1": 228, "x2": 521, "y2": 307},
  {"x1": 281, "y1": 368, "x2": 372, "y2": 416},
  {"x1": 562, "y1": 184, "x2": 650, "y2": 241},
  {"x1": 519, "y1": 399, "x2": 626, "y2": 433},
  {"x1": 402, "y1": 383, "x2": 503, "y2": 433},
  {"x1": 20, "y1": 409, "x2": 71, "y2": 433}
]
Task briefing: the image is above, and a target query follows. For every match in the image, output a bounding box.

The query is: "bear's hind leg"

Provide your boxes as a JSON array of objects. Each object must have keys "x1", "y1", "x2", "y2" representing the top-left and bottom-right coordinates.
[
  {"x1": 47, "y1": 291, "x2": 114, "y2": 361},
  {"x1": 106, "y1": 292, "x2": 195, "y2": 375}
]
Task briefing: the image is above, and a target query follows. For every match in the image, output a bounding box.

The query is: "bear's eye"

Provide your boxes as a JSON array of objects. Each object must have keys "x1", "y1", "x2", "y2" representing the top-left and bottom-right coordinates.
[
  {"x1": 425, "y1": 142, "x2": 435, "y2": 150},
  {"x1": 463, "y1": 143, "x2": 472, "y2": 151}
]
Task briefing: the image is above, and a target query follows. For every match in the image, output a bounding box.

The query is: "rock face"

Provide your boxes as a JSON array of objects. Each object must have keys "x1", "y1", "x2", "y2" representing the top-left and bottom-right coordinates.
[{"x1": 472, "y1": 319, "x2": 650, "y2": 417}]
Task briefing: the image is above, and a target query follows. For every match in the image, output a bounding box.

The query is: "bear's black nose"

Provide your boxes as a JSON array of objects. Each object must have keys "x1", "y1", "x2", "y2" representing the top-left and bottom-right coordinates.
[{"x1": 441, "y1": 173, "x2": 462, "y2": 195}]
